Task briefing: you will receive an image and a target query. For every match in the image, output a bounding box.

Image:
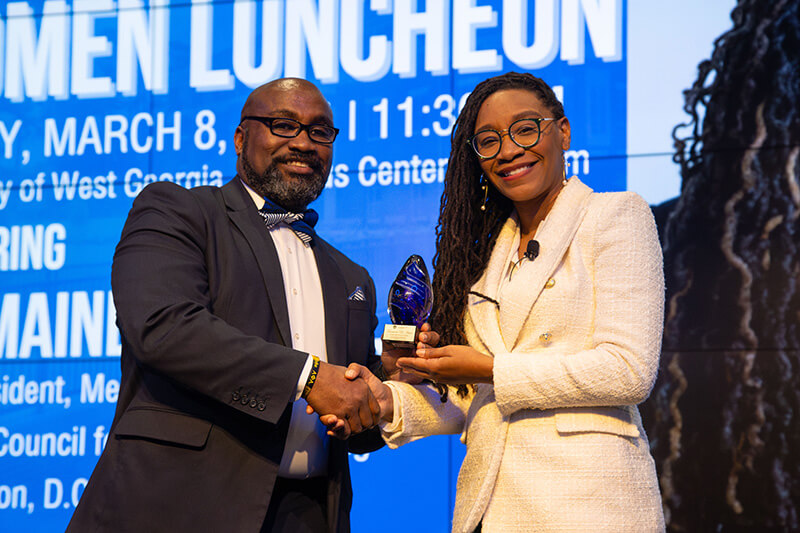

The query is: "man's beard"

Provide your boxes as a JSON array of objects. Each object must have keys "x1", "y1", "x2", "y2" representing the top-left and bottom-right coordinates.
[{"x1": 240, "y1": 139, "x2": 327, "y2": 212}]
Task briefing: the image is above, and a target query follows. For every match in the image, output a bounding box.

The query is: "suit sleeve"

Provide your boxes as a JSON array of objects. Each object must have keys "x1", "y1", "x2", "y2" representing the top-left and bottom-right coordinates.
[
  {"x1": 364, "y1": 275, "x2": 381, "y2": 373},
  {"x1": 347, "y1": 273, "x2": 387, "y2": 454},
  {"x1": 493, "y1": 193, "x2": 665, "y2": 415},
  {"x1": 111, "y1": 182, "x2": 306, "y2": 424}
]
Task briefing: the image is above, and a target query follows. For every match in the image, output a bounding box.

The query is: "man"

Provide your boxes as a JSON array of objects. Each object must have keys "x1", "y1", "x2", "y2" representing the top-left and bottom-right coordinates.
[{"x1": 67, "y1": 78, "x2": 383, "y2": 533}]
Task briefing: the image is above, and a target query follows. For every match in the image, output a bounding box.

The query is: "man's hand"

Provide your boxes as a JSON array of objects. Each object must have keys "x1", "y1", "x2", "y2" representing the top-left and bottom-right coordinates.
[
  {"x1": 346, "y1": 364, "x2": 393, "y2": 422},
  {"x1": 316, "y1": 363, "x2": 394, "y2": 440},
  {"x1": 305, "y1": 361, "x2": 381, "y2": 435},
  {"x1": 381, "y1": 323, "x2": 440, "y2": 384}
]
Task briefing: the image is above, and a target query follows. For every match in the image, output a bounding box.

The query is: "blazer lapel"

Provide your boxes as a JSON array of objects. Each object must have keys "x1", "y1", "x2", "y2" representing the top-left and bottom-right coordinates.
[
  {"x1": 222, "y1": 179, "x2": 292, "y2": 347},
  {"x1": 312, "y1": 240, "x2": 347, "y2": 367},
  {"x1": 501, "y1": 178, "x2": 593, "y2": 348},
  {"x1": 467, "y1": 217, "x2": 519, "y2": 355}
]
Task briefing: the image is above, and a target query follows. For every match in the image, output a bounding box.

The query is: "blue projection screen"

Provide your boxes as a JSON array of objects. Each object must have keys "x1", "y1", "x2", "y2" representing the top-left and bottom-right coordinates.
[{"x1": 0, "y1": 1, "x2": 735, "y2": 531}]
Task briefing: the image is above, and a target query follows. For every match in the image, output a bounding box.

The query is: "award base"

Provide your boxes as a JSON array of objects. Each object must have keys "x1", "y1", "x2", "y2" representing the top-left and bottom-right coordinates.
[{"x1": 382, "y1": 324, "x2": 419, "y2": 350}]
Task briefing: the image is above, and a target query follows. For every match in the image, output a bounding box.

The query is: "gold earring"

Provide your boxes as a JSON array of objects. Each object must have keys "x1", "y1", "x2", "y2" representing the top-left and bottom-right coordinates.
[
  {"x1": 562, "y1": 155, "x2": 571, "y2": 186},
  {"x1": 480, "y1": 175, "x2": 488, "y2": 211}
]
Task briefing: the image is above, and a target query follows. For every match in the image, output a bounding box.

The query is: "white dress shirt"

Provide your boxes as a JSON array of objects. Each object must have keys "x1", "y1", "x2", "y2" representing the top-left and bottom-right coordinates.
[{"x1": 243, "y1": 181, "x2": 328, "y2": 478}]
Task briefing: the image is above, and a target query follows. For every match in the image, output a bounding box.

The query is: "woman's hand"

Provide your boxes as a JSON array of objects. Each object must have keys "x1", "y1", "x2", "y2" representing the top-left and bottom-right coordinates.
[
  {"x1": 381, "y1": 323, "x2": 440, "y2": 384},
  {"x1": 396, "y1": 344, "x2": 494, "y2": 385}
]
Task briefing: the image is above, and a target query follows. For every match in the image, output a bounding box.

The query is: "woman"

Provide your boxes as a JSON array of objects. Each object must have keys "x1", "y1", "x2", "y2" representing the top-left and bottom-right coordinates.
[{"x1": 329, "y1": 72, "x2": 666, "y2": 531}]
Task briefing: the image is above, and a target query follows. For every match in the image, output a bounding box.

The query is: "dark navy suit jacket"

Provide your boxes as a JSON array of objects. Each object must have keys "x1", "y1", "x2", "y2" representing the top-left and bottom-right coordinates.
[{"x1": 67, "y1": 179, "x2": 382, "y2": 532}]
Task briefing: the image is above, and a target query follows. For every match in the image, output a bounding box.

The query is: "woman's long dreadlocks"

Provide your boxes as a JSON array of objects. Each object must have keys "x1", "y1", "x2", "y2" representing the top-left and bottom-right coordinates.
[{"x1": 430, "y1": 72, "x2": 565, "y2": 399}]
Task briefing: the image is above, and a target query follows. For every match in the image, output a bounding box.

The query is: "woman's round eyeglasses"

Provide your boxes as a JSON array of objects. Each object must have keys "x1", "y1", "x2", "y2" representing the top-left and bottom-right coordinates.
[{"x1": 468, "y1": 117, "x2": 557, "y2": 159}]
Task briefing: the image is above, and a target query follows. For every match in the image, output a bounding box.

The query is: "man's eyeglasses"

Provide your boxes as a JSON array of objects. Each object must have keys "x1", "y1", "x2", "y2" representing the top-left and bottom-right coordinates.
[
  {"x1": 241, "y1": 116, "x2": 340, "y2": 144},
  {"x1": 468, "y1": 117, "x2": 558, "y2": 159}
]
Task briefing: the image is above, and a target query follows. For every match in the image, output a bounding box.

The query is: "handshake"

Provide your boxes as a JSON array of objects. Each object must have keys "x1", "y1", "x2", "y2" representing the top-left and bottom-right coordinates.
[{"x1": 303, "y1": 325, "x2": 439, "y2": 438}]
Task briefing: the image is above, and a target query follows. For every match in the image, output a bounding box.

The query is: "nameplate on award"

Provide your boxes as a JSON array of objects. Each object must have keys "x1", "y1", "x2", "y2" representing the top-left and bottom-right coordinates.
[{"x1": 382, "y1": 323, "x2": 418, "y2": 347}]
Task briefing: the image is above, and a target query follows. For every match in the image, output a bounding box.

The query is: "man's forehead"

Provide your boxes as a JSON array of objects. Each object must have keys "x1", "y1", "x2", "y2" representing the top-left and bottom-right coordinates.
[{"x1": 244, "y1": 82, "x2": 333, "y2": 122}]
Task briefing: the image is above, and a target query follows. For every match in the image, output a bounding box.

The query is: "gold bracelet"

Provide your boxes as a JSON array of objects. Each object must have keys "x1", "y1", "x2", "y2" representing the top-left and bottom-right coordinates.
[{"x1": 301, "y1": 355, "x2": 321, "y2": 399}]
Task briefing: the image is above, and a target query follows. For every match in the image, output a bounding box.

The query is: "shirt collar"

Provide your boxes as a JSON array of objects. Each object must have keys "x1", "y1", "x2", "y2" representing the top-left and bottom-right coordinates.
[{"x1": 240, "y1": 178, "x2": 266, "y2": 209}]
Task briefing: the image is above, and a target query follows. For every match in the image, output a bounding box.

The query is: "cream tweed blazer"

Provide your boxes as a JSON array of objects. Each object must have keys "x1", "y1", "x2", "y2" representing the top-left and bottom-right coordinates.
[{"x1": 382, "y1": 178, "x2": 666, "y2": 532}]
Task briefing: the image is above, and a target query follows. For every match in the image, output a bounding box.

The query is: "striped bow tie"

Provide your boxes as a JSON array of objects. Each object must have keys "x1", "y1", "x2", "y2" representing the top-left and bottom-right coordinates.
[{"x1": 258, "y1": 198, "x2": 319, "y2": 245}]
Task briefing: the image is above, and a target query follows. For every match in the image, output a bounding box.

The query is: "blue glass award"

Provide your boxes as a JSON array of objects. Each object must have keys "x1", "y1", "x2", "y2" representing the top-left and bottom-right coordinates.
[{"x1": 383, "y1": 255, "x2": 434, "y2": 348}]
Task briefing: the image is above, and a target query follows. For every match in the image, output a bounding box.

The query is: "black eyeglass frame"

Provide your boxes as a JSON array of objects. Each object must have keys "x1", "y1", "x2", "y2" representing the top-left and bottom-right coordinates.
[
  {"x1": 240, "y1": 115, "x2": 340, "y2": 144},
  {"x1": 468, "y1": 117, "x2": 559, "y2": 160}
]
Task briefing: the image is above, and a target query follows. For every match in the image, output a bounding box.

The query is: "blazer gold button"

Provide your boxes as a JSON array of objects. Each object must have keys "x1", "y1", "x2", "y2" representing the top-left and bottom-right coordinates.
[
  {"x1": 539, "y1": 332, "x2": 552, "y2": 342},
  {"x1": 545, "y1": 278, "x2": 556, "y2": 288}
]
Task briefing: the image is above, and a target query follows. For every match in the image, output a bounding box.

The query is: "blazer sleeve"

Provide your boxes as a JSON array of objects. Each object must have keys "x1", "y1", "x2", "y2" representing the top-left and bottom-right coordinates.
[
  {"x1": 111, "y1": 182, "x2": 307, "y2": 424},
  {"x1": 493, "y1": 193, "x2": 665, "y2": 415},
  {"x1": 379, "y1": 382, "x2": 472, "y2": 448}
]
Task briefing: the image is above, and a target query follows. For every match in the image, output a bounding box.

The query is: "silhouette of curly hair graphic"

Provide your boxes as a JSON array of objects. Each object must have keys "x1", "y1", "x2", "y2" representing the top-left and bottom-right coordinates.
[{"x1": 642, "y1": 0, "x2": 800, "y2": 529}]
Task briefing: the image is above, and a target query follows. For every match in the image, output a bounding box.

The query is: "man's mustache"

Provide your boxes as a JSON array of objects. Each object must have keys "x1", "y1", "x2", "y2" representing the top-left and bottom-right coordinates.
[{"x1": 273, "y1": 154, "x2": 324, "y2": 174}]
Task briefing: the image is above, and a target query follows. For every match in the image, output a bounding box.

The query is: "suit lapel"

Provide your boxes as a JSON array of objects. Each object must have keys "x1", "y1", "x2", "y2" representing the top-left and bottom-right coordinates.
[
  {"x1": 222, "y1": 179, "x2": 292, "y2": 347},
  {"x1": 467, "y1": 217, "x2": 518, "y2": 355},
  {"x1": 500, "y1": 178, "x2": 593, "y2": 348},
  {"x1": 312, "y1": 240, "x2": 347, "y2": 367}
]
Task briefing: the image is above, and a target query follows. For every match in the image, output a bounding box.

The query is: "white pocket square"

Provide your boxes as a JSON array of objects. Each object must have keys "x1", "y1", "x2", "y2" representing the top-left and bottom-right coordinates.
[{"x1": 348, "y1": 286, "x2": 366, "y2": 301}]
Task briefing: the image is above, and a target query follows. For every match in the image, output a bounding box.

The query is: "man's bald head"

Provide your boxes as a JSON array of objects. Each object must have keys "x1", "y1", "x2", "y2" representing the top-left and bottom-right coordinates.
[{"x1": 240, "y1": 78, "x2": 331, "y2": 121}]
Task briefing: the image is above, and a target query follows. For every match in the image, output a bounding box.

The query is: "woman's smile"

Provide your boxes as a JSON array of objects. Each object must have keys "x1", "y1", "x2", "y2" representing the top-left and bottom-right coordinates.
[{"x1": 496, "y1": 160, "x2": 539, "y2": 180}]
